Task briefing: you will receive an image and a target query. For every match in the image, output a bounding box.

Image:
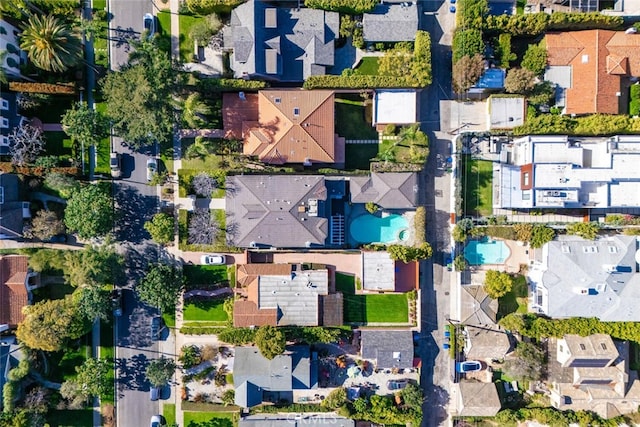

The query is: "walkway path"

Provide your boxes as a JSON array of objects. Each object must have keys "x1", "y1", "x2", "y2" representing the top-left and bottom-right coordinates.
[
  {"x1": 345, "y1": 139, "x2": 378, "y2": 144},
  {"x1": 91, "y1": 319, "x2": 101, "y2": 427},
  {"x1": 183, "y1": 287, "x2": 232, "y2": 299},
  {"x1": 169, "y1": 0, "x2": 180, "y2": 61},
  {"x1": 179, "y1": 129, "x2": 225, "y2": 139},
  {"x1": 175, "y1": 196, "x2": 226, "y2": 212}
]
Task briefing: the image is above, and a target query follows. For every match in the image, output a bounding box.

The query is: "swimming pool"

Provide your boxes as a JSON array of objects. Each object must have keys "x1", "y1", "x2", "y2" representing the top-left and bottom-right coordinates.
[
  {"x1": 349, "y1": 214, "x2": 409, "y2": 244},
  {"x1": 464, "y1": 238, "x2": 511, "y2": 265}
]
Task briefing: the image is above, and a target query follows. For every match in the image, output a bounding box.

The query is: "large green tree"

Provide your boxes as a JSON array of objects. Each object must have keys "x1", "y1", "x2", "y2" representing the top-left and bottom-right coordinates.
[
  {"x1": 254, "y1": 325, "x2": 286, "y2": 360},
  {"x1": 73, "y1": 284, "x2": 111, "y2": 322},
  {"x1": 146, "y1": 357, "x2": 177, "y2": 387},
  {"x1": 16, "y1": 297, "x2": 87, "y2": 351},
  {"x1": 504, "y1": 341, "x2": 545, "y2": 382},
  {"x1": 61, "y1": 103, "x2": 110, "y2": 147},
  {"x1": 64, "y1": 245, "x2": 123, "y2": 287},
  {"x1": 505, "y1": 67, "x2": 537, "y2": 94},
  {"x1": 64, "y1": 184, "x2": 114, "y2": 239},
  {"x1": 136, "y1": 264, "x2": 185, "y2": 313},
  {"x1": 19, "y1": 14, "x2": 82, "y2": 72},
  {"x1": 144, "y1": 213, "x2": 175, "y2": 246},
  {"x1": 483, "y1": 270, "x2": 514, "y2": 299},
  {"x1": 101, "y1": 41, "x2": 177, "y2": 148},
  {"x1": 61, "y1": 358, "x2": 111, "y2": 401}
]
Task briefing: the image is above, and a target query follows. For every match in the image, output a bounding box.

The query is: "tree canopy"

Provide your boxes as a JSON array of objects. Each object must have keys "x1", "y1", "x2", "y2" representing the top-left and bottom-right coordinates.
[
  {"x1": 254, "y1": 325, "x2": 286, "y2": 360},
  {"x1": 452, "y1": 54, "x2": 484, "y2": 94},
  {"x1": 504, "y1": 341, "x2": 545, "y2": 382},
  {"x1": 521, "y1": 44, "x2": 548, "y2": 76},
  {"x1": 16, "y1": 297, "x2": 87, "y2": 351},
  {"x1": 146, "y1": 357, "x2": 177, "y2": 387},
  {"x1": 73, "y1": 284, "x2": 111, "y2": 322},
  {"x1": 64, "y1": 245, "x2": 123, "y2": 287},
  {"x1": 505, "y1": 67, "x2": 537, "y2": 94},
  {"x1": 483, "y1": 270, "x2": 514, "y2": 299},
  {"x1": 61, "y1": 103, "x2": 110, "y2": 147},
  {"x1": 19, "y1": 14, "x2": 82, "y2": 72},
  {"x1": 144, "y1": 213, "x2": 175, "y2": 246},
  {"x1": 62, "y1": 358, "x2": 112, "y2": 401},
  {"x1": 136, "y1": 263, "x2": 185, "y2": 313},
  {"x1": 64, "y1": 184, "x2": 114, "y2": 239}
]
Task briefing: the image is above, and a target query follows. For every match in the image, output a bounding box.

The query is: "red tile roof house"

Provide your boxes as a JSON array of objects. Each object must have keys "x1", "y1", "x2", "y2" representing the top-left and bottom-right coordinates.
[
  {"x1": 0, "y1": 255, "x2": 39, "y2": 328},
  {"x1": 546, "y1": 29, "x2": 640, "y2": 115},
  {"x1": 222, "y1": 89, "x2": 345, "y2": 166}
]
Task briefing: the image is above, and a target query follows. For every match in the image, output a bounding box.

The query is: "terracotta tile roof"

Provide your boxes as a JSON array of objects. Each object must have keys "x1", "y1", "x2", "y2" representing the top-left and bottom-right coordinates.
[
  {"x1": 236, "y1": 264, "x2": 292, "y2": 288},
  {"x1": 0, "y1": 255, "x2": 29, "y2": 326},
  {"x1": 245, "y1": 90, "x2": 337, "y2": 164},
  {"x1": 545, "y1": 30, "x2": 640, "y2": 115},
  {"x1": 233, "y1": 300, "x2": 277, "y2": 327},
  {"x1": 222, "y1": 92, "x2": 259, "y2": 139}
]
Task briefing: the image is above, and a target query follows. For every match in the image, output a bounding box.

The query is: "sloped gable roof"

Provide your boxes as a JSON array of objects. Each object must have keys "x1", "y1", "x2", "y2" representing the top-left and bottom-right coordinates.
[
  {"x1": 363, "y1": 3, "x2": 419, "y2": 43},
  {"x1": 0, "y1": 255, "x2": 28, "y2": 326},
  {"x1": 243, "y1": 90, "x2": 336, "y2": 164},
  {"x1": 360, "y1": 330, "x2": 414, "y2": 369},
  {"x1": 457, "y1": 382, "x2": 501, "y2": 417},
  {"x1": 460, "y1": 285, "x2": 498, "y2": 326}
]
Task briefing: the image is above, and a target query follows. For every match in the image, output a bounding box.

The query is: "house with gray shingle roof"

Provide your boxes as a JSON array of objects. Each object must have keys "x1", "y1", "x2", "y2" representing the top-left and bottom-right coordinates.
[
  {"x1": 234, "y1": 345, "x2": 317, "y2": 408},
  {"x1": 360, "y1": 330, "x2": 414, "y2": 369},
  {"x1": 350, "y1": 172, "x2": 418, "y2": 209},
  {"x1": 223, "y1": 0, "x2": 339, "y2": 81},
  {"x1": 362, "y1": 3, "x2": 419, "y2": 43},
  {"x1": 0, "y1": 174, "x2": 30, "y2": 240},
  {"x1": 453, "y1": 382, "x2": 501, "y2": 417},
  {"x1": 226, "y1": 175, "x2": 346, "y2": 248}
]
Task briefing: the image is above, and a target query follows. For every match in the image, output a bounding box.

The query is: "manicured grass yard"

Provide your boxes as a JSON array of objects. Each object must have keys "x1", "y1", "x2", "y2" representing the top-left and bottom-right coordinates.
[
  {"x1": 183, "y1": 411, "x2": 235, "y2": 426},
  {"x1": 497, "y1": 274, "x2": 529, "y2": 319},
  {"x1": 335, "y1": 101, "x2": 379, "y2": 140},
  {"x1": 44, "y1": 131, "x2": 73, "y2": 157},
  {"x1": 46, "y1": 409, "x2": 93, "y2": 427},
  {"x1": 345, "y1": 143, "x2": 378, "y2": 171},
  {"x1": 178, "y1": 14, "x2": 205, "y2": 62},
  {"x1": 184, "y1": 264, "x2": 228, "y2": 287},
  {"x1": 163, "y1": 403, "x2": 176, "y2": 426},
  {"x1": 336, "y1": 273, "x2": 409, "y2": 324},
  {"x1": 461, "y1": 155, "x2": 493, "y2": 217},
  {"x1": 183, "y1": 298, "x2": 229, "y2": 322},
  {"x1": 354, "y1": 57, "x2": 380, "y2": 75}
]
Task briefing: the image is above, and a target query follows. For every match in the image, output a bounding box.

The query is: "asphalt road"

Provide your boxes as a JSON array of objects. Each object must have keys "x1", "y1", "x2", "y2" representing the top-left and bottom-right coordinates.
[
  {"x1": 108, "y1": 0, "x2": 151, "y2": 70},
  {"x1": 417, "y1": 1, "x2": 457, "y2": 426}
]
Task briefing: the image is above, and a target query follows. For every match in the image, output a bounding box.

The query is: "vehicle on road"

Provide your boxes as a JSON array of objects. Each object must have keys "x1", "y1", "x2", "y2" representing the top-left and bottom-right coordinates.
[
  {"x1": 200, "y1": 254, "x2": 226, "y2": 265},
  {"x1": 111, "y1": 289, "x2": 123, "y2": 317},
  {"x1": 150, "y1": 386, "x2": 159, "y2": 401},
  {"x1": 143, "y1": 13, "x2": 155, "y2": 39},
  {"x1": 44, "y1": 233, "x2": 68, "y2": 243},
  {"x1": 150, "y1": 415, "x2": 164, "y2": 427},
  {"x1": 387, "y1": 379, "x2": 409, "y2": 390},
  {"x1": 110, "y1": 152, "x2": 121, "y2": 178},
  {"x1": 151, "y1": 316, "x2": 162, "y2": 339},
  {"x1": 456, "y1": 360, "x2": 482, "y2": 373},
  {"x1": 146, "y1": 158, "x2": 157, "y2": 182}
]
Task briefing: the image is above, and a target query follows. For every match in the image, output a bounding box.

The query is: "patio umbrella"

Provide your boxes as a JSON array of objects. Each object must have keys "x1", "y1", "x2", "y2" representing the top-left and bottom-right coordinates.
[{"x1": 347, "y1": 365, "x2": 361, "y2": 378}]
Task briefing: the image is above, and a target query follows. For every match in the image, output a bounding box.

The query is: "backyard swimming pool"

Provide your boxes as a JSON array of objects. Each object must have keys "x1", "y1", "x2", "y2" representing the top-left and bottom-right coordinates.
[
  {"x1": 349, "y1": 214, "x2": 409, "y2": 244},
  {"x1": 464, "y1": 238, "x2": 511, "y2": 265}
]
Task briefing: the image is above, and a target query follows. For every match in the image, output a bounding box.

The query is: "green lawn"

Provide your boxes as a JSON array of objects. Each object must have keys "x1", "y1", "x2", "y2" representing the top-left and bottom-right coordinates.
[
  {"x1": 336, "y1": 273, "x2": 409, "y2": 323},
  {"x1": 163, "y1": 311, "x2": 176, "y2": 328},
  {"x1": 44, "y1": 339, "x2": 90, "y2": 383},
  {"x1": 95, "y1": 133, "x2": 111, "y2": 174},
  {"x1": 355, "y1": 57, "x2": 380, "y2": 75},
  {"x1": 462, "y1": 155, "x2": 494, "y2": 217},
  {"x1": 46, "y1": 409, "x2": 93, "y2": 427},
  {"x1": 183, "y1": 298, "x2": 229, "y2": 322},
  {"x1": 93, "y1": 0, "x2": 106, "y2": 9},
  {"x1": 335, "y1": 101, "x2": 379, "y2": 140},
  {"x1": 156, "y1": 11, "x2": 173, "y2": 55},
  {"x1": 497, "y1": 274, "x2": 529, "y2": 319},
  {"x1": 44, "y1": 131, "x2": 74, "y2": 157},
  {"x1": 183, "y1": 411, "x2": 236, "y2": 426},
  {"x1": 163, "y1": 403, "x2": 176, "y2": 426},
  {"x1": 184, "y1": 265, "x2": 228, "y2": 287},
  {"x1": 179, "y1": 14, "x2": 205, "y2": 62},
  {"x1": 345, "y1": 143, "x2": 378, "y2": 171}
]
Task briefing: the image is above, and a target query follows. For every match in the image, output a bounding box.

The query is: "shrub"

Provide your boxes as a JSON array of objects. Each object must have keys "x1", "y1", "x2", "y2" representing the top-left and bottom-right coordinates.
[
  {"x1": 454, "y1": 255, "x2": 467, "y2": 271},
  {"x1": 452, "y1": 54, "x2": 484, "y2": 93},
  {"x1": 9, "y1": 82, "x2": 75, "y2": 94},
  {"x1": 484, "y1": 12, "x2": 622, "y2": 36},
  {"x1": 484, "y1": 226, "x2": 517, "y2": 241},
  {"x1": 566, "y1": 222, "x2": 599, "y2": 240},
  {"x1": 496, "y1": 34, "x2": 516, "y2": 69},
  {"x1": 196, "y1": 78, "x2": 268, "y2": 94},
  {"x1": 414, "y1": 206, "x2": 426, "y2": 245},
  {"x1": 322, "y1": 387, "x2": 347, "y2": 409},
  {"x1": 255, "y1": 325, "x2": 286, "y2": 359},
  {"x1": 185, "y1": 0, "x2": 245, "y2": 14},
  {"x1": 452, "y1": 30, "x2": 484, "y2": 63},
  {"x1": 521, "y1": 44, "x2": 548, "y2": 76},
  {"x1": 179, "y1": 345, "x2": 202, "y2": 369},
  {"x1": 483, "y1": 270, "x2": 513, "y2": 299},
  {"x1": 217, "y1": 327, "x2": 256, "y2": 344},
  {"x1": 630, "y1": 85, "x2": 640, "y2": 116},
  {"x1": 530, "y1": 224, "x2": 555, "y2": 248},
  {"x1": 383, "y1": 124, "x2": 397, "y2": 136},
  {"x1": 365, "y1": 202, "x2": 379, "y2": 214},
  {"x1": 505, "y1": 68, "x2": 537, "y2": 94},
  {"x1": 304, "y1": 0, "x2": 378, "y2": 14}
]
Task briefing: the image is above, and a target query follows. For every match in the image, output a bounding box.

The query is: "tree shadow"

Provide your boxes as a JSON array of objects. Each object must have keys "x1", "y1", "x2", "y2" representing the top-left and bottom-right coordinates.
[
  {"x1": 116, "y1": 353, "x2": 150, "y2": 393},
  {"x1": 114, "y1": 184, "x2": 157, "y2": 243}
]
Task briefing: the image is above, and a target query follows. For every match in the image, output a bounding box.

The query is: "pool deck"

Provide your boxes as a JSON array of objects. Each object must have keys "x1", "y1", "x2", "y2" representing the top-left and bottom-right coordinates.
[{"x1": 467, "y1": 239, "x2": 532, "y2": 276}]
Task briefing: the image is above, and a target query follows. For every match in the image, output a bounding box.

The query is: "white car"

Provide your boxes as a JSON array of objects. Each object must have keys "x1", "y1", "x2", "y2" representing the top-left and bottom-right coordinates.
[
  {"x1": 143, "y1": 13, "x2": 155, "y2": 40},
  {"x1": 110, "y1": 152, "x2": 121, "y2": 178},
  {"x1": 150, "y1": 415, "x2": 164, "y2": 427},
  {"x1": 146, "y1": 158, "x2": 157, "y2": 182},
  {"x1": 201, "y1": 254, "x2": 226, "y2": 265}
]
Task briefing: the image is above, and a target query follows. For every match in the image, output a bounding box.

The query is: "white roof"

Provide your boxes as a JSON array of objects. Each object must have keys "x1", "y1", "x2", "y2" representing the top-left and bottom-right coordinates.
[
  {"x1": 487, "y1": 96, "x2": 525, "y2": 129},
  {"x1": 373, "y1": 90, "x2": 417, "y2": 125},
  {"x1": 362, "y1": 251, "x2": 395, "y2": 291}
]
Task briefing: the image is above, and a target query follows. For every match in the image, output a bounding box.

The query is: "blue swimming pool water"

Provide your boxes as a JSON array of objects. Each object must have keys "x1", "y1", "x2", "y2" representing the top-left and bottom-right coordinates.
[
  {"x1": 464, "y1": 238, "x2": 511, "y2": 265},
  {"x1": 349, "y1": 214, "x2": 409, "y2": 244}
]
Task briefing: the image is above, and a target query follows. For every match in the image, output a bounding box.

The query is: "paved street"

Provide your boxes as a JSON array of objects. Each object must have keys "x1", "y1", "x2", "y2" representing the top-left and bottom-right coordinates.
[
  {"x1": 108, "y1": 0, "x2": 151, "y2": 70},
  {"x1": 418, "y1": 1, "x2": 457, "y2": 426}
]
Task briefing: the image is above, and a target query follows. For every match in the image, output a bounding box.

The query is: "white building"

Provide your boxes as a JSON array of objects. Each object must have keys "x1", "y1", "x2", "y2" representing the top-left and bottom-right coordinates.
[{"x1": 372, "y1": 90, "x2": 418, "y2": 126}]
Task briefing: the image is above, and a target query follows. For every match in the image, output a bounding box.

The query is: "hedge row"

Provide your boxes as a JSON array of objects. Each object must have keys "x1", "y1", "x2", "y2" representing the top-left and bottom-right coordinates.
[
  {"x1": 32, "y1": 0, "x2": 79, "y2": 15},
  {"x1": 630, "y1": 84, "x2": 640, "y2": 116},
  {"x1": 493, "y1": 407, "x2": 627, "y2": 427},
  {"x1": 484, "y1": 11, "x2": 623, "y2": 36},
  {"x1": 0, "y1": 163, "x2": 78, "y2": 176},
  {"x1": 414, "y1": 206, "x2": 426, "y2": 245},
  {"x1": 185, "y1": 0, "x2": 245, "y2": 14},
  {"x1": 304, "y1": 0, "x2": 377, "y2": 14},
  {"x1": 513, "y1": 114, "x2": 640, "y2": 136},
  {"x1": 9, "y1": 82, "x2": 75, "y2": 95},
  {"x1": 196, "y1": 78, "x2": 268, "y2": 94}
]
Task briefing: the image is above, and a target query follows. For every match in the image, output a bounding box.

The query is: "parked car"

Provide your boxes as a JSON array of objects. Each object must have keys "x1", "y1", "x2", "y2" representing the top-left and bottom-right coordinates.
[
  {"x1": 456, "y1": 360, "x2": 482, "y2": 373},
  {"x1": 200, "y1": 254, "x2": 226, "y2": 265},
  {"x1": 151, "y1": 316, "x2": 162, "y2": 339},
  {"x1": 387, "y1": 379, "x2": 409, "y2": 390},
  {"x1": 150, "y1": 386, "x2": 160, "y2": 401},
  {"x1": 111, "y1": 289, "x2": 123, "y2": 317},
  {"x1": 143, "y1": 13, "x2": 155, "y2": 39},
  {"x1": 146, "y1": 158, "x2": 158, "y2": 182},
  {"x1": 449, "y1": 5, "x2": 456, "y2": 12},
  {"x1": 110, "y1": 152, "x2": 121, "y2": 178},
  {"x1": 150, "y1": 415, "x2": 164, "y2": 427}
]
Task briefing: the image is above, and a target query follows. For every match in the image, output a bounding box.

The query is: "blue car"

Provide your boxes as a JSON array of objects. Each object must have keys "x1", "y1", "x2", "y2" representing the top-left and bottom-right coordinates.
[
  {"x1": 456, "y1": 361, "x2": 482, "y2": 373},
  {"x1": 450, "y1": 5, "x2": 456, "y2": 12}
]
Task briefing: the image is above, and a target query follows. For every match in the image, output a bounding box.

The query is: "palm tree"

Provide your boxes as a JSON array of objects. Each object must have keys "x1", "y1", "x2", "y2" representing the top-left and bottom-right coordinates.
[
  {"x1": 19, "y1": 14, "x2": 82, "y2": 73},
  {"x1": 181, "y1": 93, "x2": 211, "y2": 129}
]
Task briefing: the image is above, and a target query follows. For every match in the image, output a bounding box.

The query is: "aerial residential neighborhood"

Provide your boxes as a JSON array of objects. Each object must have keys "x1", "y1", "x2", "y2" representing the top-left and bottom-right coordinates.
[{"x1": 5, "y1": 0, "x2": 640, "y2": 426}]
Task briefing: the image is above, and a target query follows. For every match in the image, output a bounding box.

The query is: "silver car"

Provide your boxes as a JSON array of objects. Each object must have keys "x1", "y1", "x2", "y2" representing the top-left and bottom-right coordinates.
[{"x1": 146, "y1": 158, "x2": 157, "y2": 182}]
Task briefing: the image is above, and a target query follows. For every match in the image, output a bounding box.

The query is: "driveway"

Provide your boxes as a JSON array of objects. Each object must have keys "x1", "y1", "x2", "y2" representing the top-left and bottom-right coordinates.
[{"x1": 271, "y1": 252, "x2": 363, "y2": 277}]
